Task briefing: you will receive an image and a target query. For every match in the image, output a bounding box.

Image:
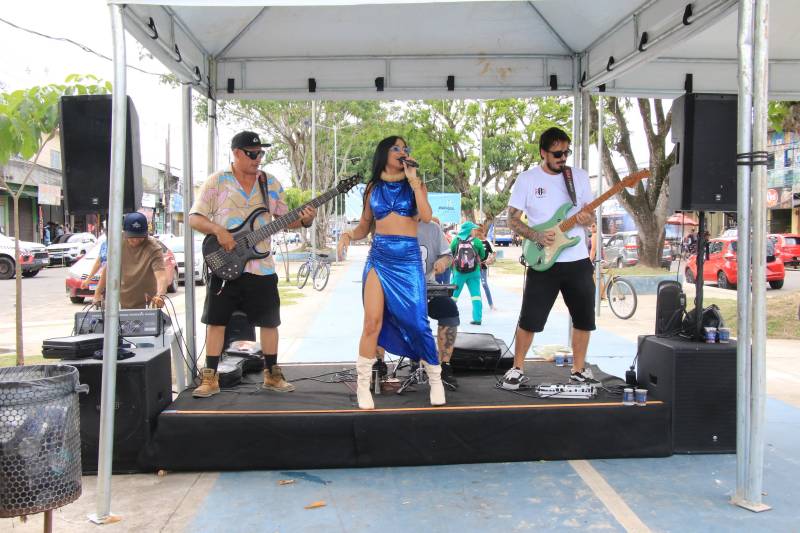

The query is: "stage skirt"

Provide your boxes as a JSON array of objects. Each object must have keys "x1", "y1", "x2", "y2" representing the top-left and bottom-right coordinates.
[{"x1": 363, "y1": 234, "x2": 438, "y2": 364}]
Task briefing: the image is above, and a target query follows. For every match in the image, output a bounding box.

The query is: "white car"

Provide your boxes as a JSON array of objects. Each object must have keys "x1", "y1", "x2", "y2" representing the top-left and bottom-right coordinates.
[
  {"x1": 164, "y1": 236, "x2": 205, "y2": 285},
  {"x1": 46, "y1": 232, "x2": 97, "y2": 266},
  {"x1": 0, "y1": 233, "x2": 50, "y2": 279}
]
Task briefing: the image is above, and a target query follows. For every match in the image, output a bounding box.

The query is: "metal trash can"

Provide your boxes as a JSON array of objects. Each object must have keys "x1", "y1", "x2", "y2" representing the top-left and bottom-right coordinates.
[{"x1": 0, "y1": 365, "x2": 88, "y2": 518}]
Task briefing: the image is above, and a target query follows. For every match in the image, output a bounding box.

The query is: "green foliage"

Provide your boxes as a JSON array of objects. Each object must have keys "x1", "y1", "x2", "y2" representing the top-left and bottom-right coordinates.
[
  {"x1": 283, "y1": 187, "x2": 312, "y2": 210},
  {"x1": 0, "y1": 75, "x2": 110, "y2": 165},
  {"x1": 768, "y1": 100, "x2": 798, "y2": 132}
]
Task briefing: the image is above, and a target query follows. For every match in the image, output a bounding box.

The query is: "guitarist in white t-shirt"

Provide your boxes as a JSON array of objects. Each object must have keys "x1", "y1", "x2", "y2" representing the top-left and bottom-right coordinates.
[{"x1": 503, "y1": 127, "x2": 597, "y2": 390}]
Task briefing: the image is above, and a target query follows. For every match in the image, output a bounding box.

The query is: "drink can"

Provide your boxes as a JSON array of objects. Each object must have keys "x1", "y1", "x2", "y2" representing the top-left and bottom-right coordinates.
[
  {"x1": 623, "y1": 388, "x2": 635, "y2": 406},
  {"x1": 704, "y1": 327, "x2": 717, "y2": 344},
  {"x1": 554, "y1": 354, "x2": 565, "y2": 367},
  {"x1": 635, "y1": 388, "x2": 648, "y2": 406},
  {"x1": 565, "y1": 353, "x2": 574, "y2": 366},
  {"x1": 718, "y1": 327, "x2": 731, "y2": 343}
]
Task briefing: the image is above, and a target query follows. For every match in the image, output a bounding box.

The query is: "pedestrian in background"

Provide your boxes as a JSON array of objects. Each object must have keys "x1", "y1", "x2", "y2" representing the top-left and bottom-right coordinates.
[
  {"x1": 450, "y1": 221, "x2": 487, "y2": 325},
  {"x1": 477, "y1": 226, "x2": 496, "y2": 311}
]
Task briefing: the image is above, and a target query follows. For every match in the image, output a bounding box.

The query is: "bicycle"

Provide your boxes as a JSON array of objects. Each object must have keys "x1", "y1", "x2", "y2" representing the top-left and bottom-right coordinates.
[
  {"x1": 595, "y1": 261, "x2": 638, "y2": 320},
  {"x1": 297, "y1": 252, "x2": 331, "y2": 291}
]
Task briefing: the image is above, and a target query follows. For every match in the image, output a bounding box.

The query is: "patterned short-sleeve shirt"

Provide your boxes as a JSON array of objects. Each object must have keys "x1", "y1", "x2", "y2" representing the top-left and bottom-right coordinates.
[{"x1": 190, "y1": 166, "x2": 288, "y2": 275}]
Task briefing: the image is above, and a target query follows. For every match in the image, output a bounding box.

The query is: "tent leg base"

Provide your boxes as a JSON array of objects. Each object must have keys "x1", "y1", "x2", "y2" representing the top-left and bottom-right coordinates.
[
  {"x1": 731, "y1": 497, "x2": 771, "y2": 513},
  {"x1": 87, "y1": 513, "x2": 122, "y2": 525}
]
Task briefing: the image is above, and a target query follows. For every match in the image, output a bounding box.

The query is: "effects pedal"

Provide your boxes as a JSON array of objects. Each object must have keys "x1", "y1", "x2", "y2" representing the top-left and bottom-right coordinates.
[{"x1": 535, "y1": 383, "x2": 597, "y2": 399}]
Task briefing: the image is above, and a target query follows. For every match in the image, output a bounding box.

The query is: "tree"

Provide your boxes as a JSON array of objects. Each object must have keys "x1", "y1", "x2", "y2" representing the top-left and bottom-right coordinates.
[
  {"x1": 0, "y1": 75, "x2": 110, "y2": 364},
  {"x1": 590, "y1": 97, "x2": 676, "y2": 267},
  {"x1": 769, "y1": 101, "x2": 800, "y2": 132}
]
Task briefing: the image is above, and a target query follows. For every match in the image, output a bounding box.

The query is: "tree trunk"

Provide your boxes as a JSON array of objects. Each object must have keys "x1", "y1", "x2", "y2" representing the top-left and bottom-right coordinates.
[{"x1": 13, "y1": 194, "x2": 24, "y2": 365}]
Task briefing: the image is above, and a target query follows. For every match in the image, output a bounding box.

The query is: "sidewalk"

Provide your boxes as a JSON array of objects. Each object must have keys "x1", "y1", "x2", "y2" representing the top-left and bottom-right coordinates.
[{"x1": 4, "y1": 246, "x2": 799, "y2": 532}]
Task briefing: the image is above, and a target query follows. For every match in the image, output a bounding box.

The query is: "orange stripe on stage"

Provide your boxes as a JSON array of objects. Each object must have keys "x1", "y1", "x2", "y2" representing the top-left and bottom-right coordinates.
[{"x1": 163, "y1": 401, "x2": 664, "y2": 416}]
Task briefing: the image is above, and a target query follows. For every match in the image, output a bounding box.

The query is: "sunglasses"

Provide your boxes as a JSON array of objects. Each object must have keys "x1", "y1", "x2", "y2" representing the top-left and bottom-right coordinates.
[
  {"x1": 546, "y1": 149, "x2": 572, "y2": 159},
  {"x1": 240, "y1": 148, "x2": 266, "y2": 160},
  {"x1": 389, "y1": 146, "x2": 412, "y2": 155}
]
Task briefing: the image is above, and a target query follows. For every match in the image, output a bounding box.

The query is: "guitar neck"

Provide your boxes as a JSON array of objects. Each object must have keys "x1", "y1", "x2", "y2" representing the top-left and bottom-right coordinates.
[
  {"x1": 248, "y1": 188, "x2": 338, "y2": 245},
  {"x1": 558, "y1": 170, "x2": 648, "y2": 232}
]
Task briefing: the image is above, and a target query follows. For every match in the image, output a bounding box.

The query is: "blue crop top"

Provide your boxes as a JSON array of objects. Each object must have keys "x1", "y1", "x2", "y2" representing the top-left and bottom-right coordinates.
[{"x1": 368, "y1": 179, "x2": 418, "y2": 220}]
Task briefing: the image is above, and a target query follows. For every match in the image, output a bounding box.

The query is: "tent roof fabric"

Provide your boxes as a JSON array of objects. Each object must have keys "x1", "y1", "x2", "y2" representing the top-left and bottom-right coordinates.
[{"x1": 111, "y1": 0, "x2": 800, "y2": 100}]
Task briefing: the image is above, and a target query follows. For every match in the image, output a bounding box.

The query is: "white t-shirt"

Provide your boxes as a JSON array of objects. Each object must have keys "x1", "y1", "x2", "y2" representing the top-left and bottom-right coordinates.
[{"x1": 508, "y1": 165, "x2": 593, "y2": 263}]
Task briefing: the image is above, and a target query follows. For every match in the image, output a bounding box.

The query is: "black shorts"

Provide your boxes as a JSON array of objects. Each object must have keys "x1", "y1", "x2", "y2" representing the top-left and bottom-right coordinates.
[
  {"x1": 428, "y1": 295, "x2": 459, "y2": 327},
  {"x1": 202, "y1": 273, "x2": 281, "y2": 328},
  {"x1": 518, "y1": 258, "x2": 596, "y2": 333}
]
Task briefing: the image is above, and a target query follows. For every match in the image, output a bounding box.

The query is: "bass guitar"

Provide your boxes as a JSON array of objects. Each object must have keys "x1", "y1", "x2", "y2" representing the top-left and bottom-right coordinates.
[
  {"x1": 203, "y1": 174, "x2": 361, "y2": 281},
  {"x1": 522, "y1": 169, "x2": 650, "y2": 271}
]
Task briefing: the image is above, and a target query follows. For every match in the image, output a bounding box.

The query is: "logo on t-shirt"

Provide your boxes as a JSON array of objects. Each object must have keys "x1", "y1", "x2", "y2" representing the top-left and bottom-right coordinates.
[{"x1": 535, "y1": 186, "x2": 546, "y2": 198}]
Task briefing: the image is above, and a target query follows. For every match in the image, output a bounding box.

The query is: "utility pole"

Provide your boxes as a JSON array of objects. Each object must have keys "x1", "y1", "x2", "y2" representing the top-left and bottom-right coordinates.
[{"x1": 164, "y1": 125, "x2": 171, "y2": 234}]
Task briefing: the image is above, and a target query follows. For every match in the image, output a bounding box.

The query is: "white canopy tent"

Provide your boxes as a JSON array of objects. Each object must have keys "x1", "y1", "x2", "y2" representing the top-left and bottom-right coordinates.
[{"x1": 92, "y1": 0, "x2": 792, "y2": 523}]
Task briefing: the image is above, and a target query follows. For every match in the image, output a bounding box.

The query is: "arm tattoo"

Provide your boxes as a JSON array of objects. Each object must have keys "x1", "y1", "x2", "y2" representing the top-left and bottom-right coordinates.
[{"x1": 507, "y1": 207, "x2": 540, "y2": 242}]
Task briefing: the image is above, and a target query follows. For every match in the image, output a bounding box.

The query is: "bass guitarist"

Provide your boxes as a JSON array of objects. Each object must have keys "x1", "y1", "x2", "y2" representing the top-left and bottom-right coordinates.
[
  {"x1": 503, "y1": 127, "x2": 597, "y2": 390},
  {"x1": 189, "y1": 131, "x2": 316, "y2": 398}
]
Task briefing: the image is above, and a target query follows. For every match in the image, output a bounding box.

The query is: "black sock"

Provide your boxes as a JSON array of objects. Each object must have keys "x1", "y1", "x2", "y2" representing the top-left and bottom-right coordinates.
[
  {"x1": 206, "y1": 355, "x2": 220, "y2": 372},
  {"x1": 263, "y1": 354, "x2": 277, "y2": 371}
]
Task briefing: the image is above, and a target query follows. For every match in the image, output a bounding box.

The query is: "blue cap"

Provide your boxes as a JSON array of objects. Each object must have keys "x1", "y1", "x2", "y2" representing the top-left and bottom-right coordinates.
[{"x1": 123, "y1": 212, "x2": 148, "y2": 237}]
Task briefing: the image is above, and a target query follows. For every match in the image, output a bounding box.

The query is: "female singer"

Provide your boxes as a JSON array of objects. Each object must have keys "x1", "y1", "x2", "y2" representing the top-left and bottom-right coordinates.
[{"x1": 337, "y1": 136, "x2": 445, "y2": 409}]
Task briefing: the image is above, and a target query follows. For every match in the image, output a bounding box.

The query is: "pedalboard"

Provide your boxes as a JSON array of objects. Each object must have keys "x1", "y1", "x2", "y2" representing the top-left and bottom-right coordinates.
[
  {"x1": 536, "y1": 383, "x2": 597, "y2": 399},
  {"x1": 74, "y1": 309, "x2": 166, "y2": 337}
]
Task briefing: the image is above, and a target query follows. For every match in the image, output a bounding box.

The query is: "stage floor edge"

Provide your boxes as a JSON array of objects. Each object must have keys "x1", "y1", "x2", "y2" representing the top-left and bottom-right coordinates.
[{"x1": 144, "y1": 362, "x2": 673, "y2": 471}]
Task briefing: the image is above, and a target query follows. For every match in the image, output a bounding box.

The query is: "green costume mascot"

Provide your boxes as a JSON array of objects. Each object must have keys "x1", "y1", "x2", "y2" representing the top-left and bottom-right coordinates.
[{"x1": 450, "y1": 221, "x2": 487, "y2": 325}]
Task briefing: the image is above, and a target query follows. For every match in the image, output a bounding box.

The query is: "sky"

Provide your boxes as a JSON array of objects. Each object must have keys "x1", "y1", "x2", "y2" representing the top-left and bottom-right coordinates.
[{"x1": 0, "y1": 0, "x2": 660, "y2": 191}]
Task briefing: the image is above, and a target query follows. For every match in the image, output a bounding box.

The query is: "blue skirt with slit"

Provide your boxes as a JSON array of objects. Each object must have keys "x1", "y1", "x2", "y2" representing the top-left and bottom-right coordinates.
[{"x1": 363, "y1": 234, "x2": 438, "y2": 364}]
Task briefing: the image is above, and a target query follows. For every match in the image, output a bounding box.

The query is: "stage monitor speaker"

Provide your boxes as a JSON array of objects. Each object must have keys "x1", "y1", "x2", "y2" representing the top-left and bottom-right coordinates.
[
  {"x1": 636, "y1": 335, "x2": 736, "y2": 454},
  {"x1": 655, "y1": 280, "x2": 685, "y2": 335},
  {"x1": 62, "y1": 346, "x2": 171, "y2": 473},
  {"x1": 59, "y1": 94, "x2": 142, "y2": 215},
  {"x1": 668, "y1": 93, "x2": 738, "y2": 212}
]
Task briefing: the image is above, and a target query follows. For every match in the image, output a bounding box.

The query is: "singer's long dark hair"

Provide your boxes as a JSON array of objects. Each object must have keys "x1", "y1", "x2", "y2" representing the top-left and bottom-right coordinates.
[{"x1": 362, "y1": 135, "x2": 407, "y2": 210}]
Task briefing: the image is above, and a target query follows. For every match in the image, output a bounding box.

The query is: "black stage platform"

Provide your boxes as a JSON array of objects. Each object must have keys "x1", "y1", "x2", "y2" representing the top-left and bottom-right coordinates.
[{"x1": 144, "y1": 361, "x2": 671, "y2": 471}]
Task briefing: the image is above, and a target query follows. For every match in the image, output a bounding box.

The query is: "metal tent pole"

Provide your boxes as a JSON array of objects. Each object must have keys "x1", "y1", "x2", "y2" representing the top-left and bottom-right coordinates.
[
  {"x1": 182, "y1": 84, "x2": 197, "y2": 378},
  {"x1": 478, "y1": 101, "x2": 484, "y2": 223},
  {"x1": 733, "y1": 0, "x2": 755, "y2": 509},
  {"x1": 744, "y1": 0, "x2": 771, "y2": 512},
  {"x1": 311, "y1": 100, "x2": 317, "y2": 254},
  {"x1": 207, "y1": 61, "x2": 217, "y2": 177},
  {"x1": 595, "y1": 95, "x2": 604, "y2": 317},
  {"x1": 90, "y1": 4, "x2": 126, "y2": 522}
]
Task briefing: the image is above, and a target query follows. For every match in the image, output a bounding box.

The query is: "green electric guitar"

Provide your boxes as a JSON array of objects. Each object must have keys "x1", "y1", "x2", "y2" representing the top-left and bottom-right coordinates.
[{"x1": 522, "y1": 169, "x2": 650, "y2": 271}]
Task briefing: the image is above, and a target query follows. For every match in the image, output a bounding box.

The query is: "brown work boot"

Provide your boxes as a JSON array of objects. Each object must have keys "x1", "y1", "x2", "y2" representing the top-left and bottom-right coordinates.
[
  {"x1": 263, "y1": 365, "x2": 295, "y2": 392},
  {"x1": 193, "y1": 368, "x2": 220, "y2": 398}
]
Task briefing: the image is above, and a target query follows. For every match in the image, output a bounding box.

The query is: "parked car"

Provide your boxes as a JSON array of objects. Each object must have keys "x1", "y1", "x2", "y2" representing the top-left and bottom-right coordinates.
[
  {"x1": 769, "y1": 233, "x2": 800, "y2": 269},
  {"x1": 604, "y1": 231, "x2": 639, "y2": 268},
  {"x1": 65, "y1": 237, "x2": 178, "y2": 304},
  {"x1": 603, "y1": 231, "x2": 674, "y2": 269},
  {"x1": 47, "y1": 232, "x2": 97, "y2": 266},
  {"x1": 685, "y1": 237, "x2": 785, "y2": 290},
  {"x1": 0, "y1": 233, "x2": 50, "y2": 279},
  {"x1": 164, "y1": 236, "x2": 205, "y2": 285}
]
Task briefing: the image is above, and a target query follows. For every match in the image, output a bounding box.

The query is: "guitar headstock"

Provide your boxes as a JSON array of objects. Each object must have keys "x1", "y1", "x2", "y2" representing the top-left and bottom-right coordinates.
[
  {"x1": 620, "y1": 169, "x2": 651, "y2": 188},
  {"x1": 337, "y1": 174, "x2": 363, "y2": 193}
]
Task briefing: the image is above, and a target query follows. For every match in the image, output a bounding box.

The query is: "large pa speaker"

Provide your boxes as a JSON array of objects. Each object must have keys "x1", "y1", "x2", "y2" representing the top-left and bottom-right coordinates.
[
  {"x1": 668, "y1": 93, "x2": 738, "y2": 212},
  {"x1": 59, "y1": 94, "x2": 142, "y2": 215},
  {"x1": 62, "y1": 346, "x2": 172, "y2": 473},
  {"x1": 636, "y1": 335, "x2": 736, "y2": 454}
]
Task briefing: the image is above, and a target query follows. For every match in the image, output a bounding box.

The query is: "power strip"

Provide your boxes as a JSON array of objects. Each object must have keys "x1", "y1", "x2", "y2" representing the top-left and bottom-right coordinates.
[{"x1": 535, "y1": 383, "x2": 597, "y2": 399}]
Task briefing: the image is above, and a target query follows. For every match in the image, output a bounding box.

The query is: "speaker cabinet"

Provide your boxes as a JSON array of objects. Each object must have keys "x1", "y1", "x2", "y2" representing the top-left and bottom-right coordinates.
[
  {"x1": 669, "y1": 93, "x2": 738, "y2": 212},
  {"x1": 636, "y1": 335, "x2": 736, "y2": 454},
  {"x1": 59, "y1": 94, "x2": 142, "y2": 215},
  {"x1": 62, "y1": 346, "x2": 172, "y2": 473}
]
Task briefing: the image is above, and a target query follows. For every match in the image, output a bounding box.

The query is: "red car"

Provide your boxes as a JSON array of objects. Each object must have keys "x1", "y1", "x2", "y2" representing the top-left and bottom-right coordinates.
[
  {"x1": 769, "y1": 233, "x2": 800, "y2": 269},
  {"x1": 685, "y1": 237, "x2": 785, "y2": 290},
  {"x1": 65, "y1": 237, "x2": 178, "y2": 304}
]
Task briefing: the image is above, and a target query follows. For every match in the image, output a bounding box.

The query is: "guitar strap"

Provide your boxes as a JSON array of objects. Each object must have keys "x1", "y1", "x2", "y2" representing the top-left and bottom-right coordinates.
[
  {"x1": 562, "y1": 166, "x2": 578, "y2": 207},
  {"x1": 257, "y1": 171, "x2": 271, "y2": 215}
]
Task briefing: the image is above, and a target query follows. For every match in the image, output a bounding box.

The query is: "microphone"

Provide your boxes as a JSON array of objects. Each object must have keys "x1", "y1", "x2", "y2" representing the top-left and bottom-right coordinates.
[{"x1": 399, "y1": 157, "x2": 419, "y2": 168}]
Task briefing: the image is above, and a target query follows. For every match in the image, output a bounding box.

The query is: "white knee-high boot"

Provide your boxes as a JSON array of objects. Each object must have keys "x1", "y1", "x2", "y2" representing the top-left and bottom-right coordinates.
[
  {"x1": 356, "y1": 356, "x2": 375, "y2": 410},
  {"x1": 422, "y1": 360, "x2": 446, "y2": 406}
]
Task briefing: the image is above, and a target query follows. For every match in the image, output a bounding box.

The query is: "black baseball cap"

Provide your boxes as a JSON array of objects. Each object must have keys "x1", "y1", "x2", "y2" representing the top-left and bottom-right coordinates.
[
  {"x1": 123, "y1": 212, "x2": 148, "y2": 238},
  {"x1": 231, "y1": 131, "x2": 272, "y2": 150}
]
